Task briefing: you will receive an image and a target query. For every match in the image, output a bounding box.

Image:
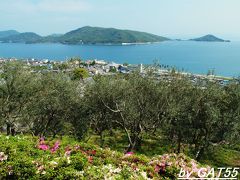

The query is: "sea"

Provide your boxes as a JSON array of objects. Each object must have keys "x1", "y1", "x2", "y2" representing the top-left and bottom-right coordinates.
[{"x1": 0, "y1": 41, "x2": 240, "y2": 77}]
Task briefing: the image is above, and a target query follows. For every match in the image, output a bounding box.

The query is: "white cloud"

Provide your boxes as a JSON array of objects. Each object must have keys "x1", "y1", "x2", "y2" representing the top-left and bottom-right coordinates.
[{"x1": 0, "y1": 0, "x2": 92, "y2": 14}]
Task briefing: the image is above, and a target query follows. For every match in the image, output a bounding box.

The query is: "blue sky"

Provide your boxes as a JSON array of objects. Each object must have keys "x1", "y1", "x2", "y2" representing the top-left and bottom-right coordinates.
[{"x1": 0, "y1": 0, "x2": 239, "y2": 39}]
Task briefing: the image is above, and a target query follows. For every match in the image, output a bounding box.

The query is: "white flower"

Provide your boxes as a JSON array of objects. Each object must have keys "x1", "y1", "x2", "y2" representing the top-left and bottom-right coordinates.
[
  {"x1": 103, "y1": 164, "x2": 113, "y2": 170},
  {"x1": 140, "y1": 171, "x2": 151, "y2": 180},
  {"x1": 75, "y1": 170, "x2": 84, "y2": 176},
  {"x1": 0, "y1": 152, "x2": 8, "y2": 161},
  {"x1": 66, "y1": 156, "x2": 71, "y2": 164},
  {"x1": 112, "y1": 168, "x2": 121, "y2": 173},
  {"x1": 49, "y1": 161, "x2": 58, "y2": 168}
]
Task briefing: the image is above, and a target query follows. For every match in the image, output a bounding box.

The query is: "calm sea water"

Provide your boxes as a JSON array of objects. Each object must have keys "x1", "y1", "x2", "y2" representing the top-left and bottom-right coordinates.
[{"x1": 0, "y1": 41, "x2": 240, "y2": 77}]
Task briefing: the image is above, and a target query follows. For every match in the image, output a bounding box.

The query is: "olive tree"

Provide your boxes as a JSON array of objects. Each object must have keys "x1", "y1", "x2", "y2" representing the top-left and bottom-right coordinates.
[
  {"x1": 0, "y1": 62, "x2": 35, "y2": 135},
  {"x1": 25, "y1": 73, "x2": 88, "y2": 137},
  {"x1": 86, "y1": 74, "x2": 168, "y2": 151}
]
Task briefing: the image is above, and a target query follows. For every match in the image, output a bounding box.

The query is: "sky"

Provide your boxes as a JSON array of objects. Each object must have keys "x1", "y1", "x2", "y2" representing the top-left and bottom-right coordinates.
[{"x1": 0, "y1": 0, "x2": 240, "y2": 40}]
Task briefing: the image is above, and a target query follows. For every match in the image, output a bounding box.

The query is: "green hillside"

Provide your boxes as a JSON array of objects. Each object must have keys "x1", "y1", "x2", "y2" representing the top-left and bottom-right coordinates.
[
  {"x1": 0, "y1": 135, "x2": 215, "y2": 179},
  {"x1": 58, "y1": 26, "x2": 169, "y2": 44},
  {"x1": 0, "y1": 32, "x2": 42, "y2": 43},
  {"x1": 190, "y1": 34, "x2": 230, "y2": 42},
  {"x1": 0, "y1": 27, "x2": 169, "y2": 44}
]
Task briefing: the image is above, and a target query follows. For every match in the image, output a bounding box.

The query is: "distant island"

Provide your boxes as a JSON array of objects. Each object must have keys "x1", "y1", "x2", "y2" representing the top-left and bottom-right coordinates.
[
  {"x1": 0, "y1": 32, "x2": 42, "y2": 43},
  {"x1": 0, "y1": 29, "x2": 231, "y2": 44},
  {"x1": 190, "y1": 34, "x2": 230, "y2": 42},
  {"x1": 0, "y1": 30, "x2": 19, "y2": 38},
  {"x1": 0, "y1": 26, "x2": 169, "y2": 45}
]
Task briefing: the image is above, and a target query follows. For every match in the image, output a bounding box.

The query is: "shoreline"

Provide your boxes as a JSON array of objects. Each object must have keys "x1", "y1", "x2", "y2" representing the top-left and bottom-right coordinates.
[
  {"x1": 0, "y1": 41, "x2": 239, "y2": 77},
  {"x1": 0, "y1": 41, "x2": 166, "y2": 46},
  {"x1": 0, "y1": 57, "x2": 235, "y2": 81}
]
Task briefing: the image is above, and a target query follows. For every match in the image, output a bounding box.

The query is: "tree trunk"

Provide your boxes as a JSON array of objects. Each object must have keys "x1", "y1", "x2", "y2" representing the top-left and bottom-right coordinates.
[
  {"x1": 52, "y1": 132, "x2": 56, "y2": 138},
  {"x1": 126, "y1": 143, "x2": 135, "y2": 153},
  {"x1": 109, "y1": 129, "x2": 114, "y2": 136},
  {"x1": 6, "y1": 122, "x2": 11, "y2": 136},
  {"x1": 196, "y1": 146, "x2": 204, "y2": 161},
  {"x1": 11, "y1": 126, "x2": 16, "y2": 136},
  {"x1": 126, "y1": 135, "x2": 142, "y2": 152},
  {"x1": 177, "y1": 135, "x2": 182, "y2": 154},
  {"x1": 134, "y1": 136, "x2": 142, "y2": 151},
  {"x1": 100, "y1": 131, "x2": 104, "y2": 147}
]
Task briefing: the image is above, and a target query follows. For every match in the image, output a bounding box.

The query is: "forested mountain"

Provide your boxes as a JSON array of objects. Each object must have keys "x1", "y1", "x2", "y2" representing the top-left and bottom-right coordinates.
[
  {"x1": 0, "y1": 32, "x2": 42, "y2": 43},
  {"x1": 0, "y1": 26, "x2": 169, "y2": 44},
  {"x1": 190, "y1": 34, "x2": 230, "y2": 42},
  {"x1": 58, "y1": 26, "x2": 169, "y2": 44}
]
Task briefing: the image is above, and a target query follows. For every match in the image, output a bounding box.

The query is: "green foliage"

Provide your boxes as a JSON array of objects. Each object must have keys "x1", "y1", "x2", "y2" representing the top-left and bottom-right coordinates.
[
  {"x1": 0, "y1": 61, "x2": 36, "y2": 135},
  {"x1": 0, "y1": 62, "x2": 89, "y2": 139},
  {"x1": 0, "y1": 135, "x2": 215, "y2": 179},
  {"x1": 86, "y1": 74, "x2": 240, "y2": 160},
  {"x1": 24, "y1": 72, "x2": 88, "y2": 138},
  {"x1": 86, "y1": 74, "x2": 171, "y2": 151},
  {"x1": 109, "y1": 66, "x2": 117, "y2": 73},
  {"x1": 72, "y1": 68, "x2": 89, "y2": 80},
  {"x1": 53, "y1": 63, "x2": 69, "y2": 71},
  {"x1": 90, "y1": 60, "x2": 96, "y2": 66},
  {"x1": 0, "y1": 62, "x2": 239, "y2": 170},
  {"x1": 201, "y1": 145, "x2": 240, "y2": 167}
]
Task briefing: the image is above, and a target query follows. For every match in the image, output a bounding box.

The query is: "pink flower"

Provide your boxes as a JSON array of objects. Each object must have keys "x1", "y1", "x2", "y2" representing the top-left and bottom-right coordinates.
[
  {"x1": 39, "y1": 137, "x2": 46, "y2": 144},
  {"x1": 37, "y1": 137, "x2": 49, "y2": 150},
  {"x1": 154, "y1": 164, "x2": 161, "y2": 172},
  {"x1": 87, "y1": 150, "x2": 96, "y2": 155},
  {"x1": 124, "y1": 151, "x2": 134, "y2": 157},
  {"x1": 64, "y1": 146, "x2": 72, "y2": 156},
  {"x1": 50, "y1": 140, "x2": 60, "y2": 153},
  {"x1": 92, "y1": 150, "x2": 96, "y2": 155},
  {"x1": 88, "y1": 156, "x2": 93, "y2": 163},
  {"x1": 154, "y1": 164, "x2": 166, "y2": 175},
  {"x1": 126, "y1": 151, "x2": 134, "y2": 155},
  {"x1": 74, "y1": 145, "x2": 81, "y2": 150},
  {"x1": 81, "y1": 150, "x2": 87, "y2": 155},
  {"x1": 38, "y1": 144, "x2": 49, "y2": 151}
]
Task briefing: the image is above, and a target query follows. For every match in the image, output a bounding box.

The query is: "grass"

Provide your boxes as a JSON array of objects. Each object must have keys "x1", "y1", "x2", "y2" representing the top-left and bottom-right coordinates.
[
  {"x1": 201, "y1": 146, "x2": 240, "y2": 167},
  {"x1": 86, "y1": 131, "x2": 240, "y2": 168},
  {"x1": 86, "y1": 131, "x2": 173, "y2": 156}
]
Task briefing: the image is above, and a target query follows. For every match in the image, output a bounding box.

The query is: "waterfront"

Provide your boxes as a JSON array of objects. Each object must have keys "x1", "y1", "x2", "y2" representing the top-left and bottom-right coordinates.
[{"x1": 0, "y1": 41, "x2": 240, "y2": 76}]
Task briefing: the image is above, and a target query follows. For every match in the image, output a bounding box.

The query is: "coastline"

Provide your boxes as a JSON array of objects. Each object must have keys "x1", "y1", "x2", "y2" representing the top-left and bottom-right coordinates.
[
  {"x1": 0, "y1": 41, "x2": 239, "y2": 77},
  {"x1": 0, "y1": 57, "x2": 235, "y2": 82},
  {"x1": 0, "y1": 41, "x2": 165, "y2": 46}
]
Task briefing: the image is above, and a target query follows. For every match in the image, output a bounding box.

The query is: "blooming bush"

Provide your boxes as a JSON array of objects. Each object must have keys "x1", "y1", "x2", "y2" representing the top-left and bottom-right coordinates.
[
  {"x1": 0, "y1": 152, "x2": 8, "y2": 162},
  {"x1": 0, "y1": 135, "x2": 213, "y2": 179},
  {"x1": 149, "y1": 153, "x2": 211, "y2": 179}
]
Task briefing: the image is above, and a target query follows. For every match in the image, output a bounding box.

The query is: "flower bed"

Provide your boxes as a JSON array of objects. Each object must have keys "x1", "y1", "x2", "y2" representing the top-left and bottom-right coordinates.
[{"x1": 0, "y1": 135, "x2": 211, "y2": 179}]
